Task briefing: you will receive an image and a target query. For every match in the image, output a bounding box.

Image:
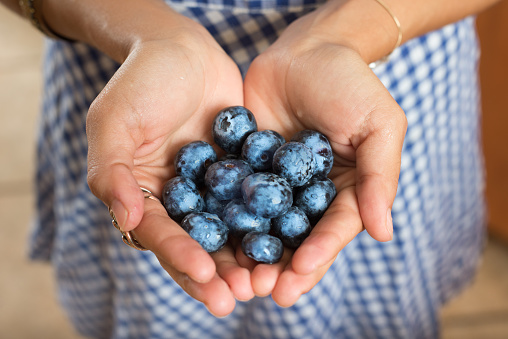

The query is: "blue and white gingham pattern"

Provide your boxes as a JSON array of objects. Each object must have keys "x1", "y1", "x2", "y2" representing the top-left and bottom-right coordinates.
[{"x1": 29, "y1": 0, "x2": 486, "y2": 337}]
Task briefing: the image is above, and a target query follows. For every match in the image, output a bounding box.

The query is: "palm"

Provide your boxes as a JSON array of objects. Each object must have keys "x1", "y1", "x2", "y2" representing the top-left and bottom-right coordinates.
[
  {"x1": 242, "y1": 36, "x2": 406, "y2": 305},
  {"x1": 105, "y1": 42, "x2": 244, "y2": 194}
]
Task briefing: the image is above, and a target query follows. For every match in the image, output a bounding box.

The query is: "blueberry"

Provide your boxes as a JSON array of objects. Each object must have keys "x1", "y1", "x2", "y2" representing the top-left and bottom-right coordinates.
[
  {"x1": 293, "y1": 177, "x2": 337, "y2": 225},
  {"x1": 162, "y1": 176, "x2": 205, "y2": 223},
  {"x1": 222, "y1": 199, "x2": 271, "y2": 239},
  {"x1": 174, "y1": 141, "x2": 217, "y2": 186},
  {"x1": 291, "y1": 130, "x2": 333, "y2": 178},
  {"x1": 272, "y1": 206, "x2": 311, "y2": 249},
  {"x1": 212, "y1": 106, "x2": 257, "y2": 154},
  {"x1": 181, "y1": 212, "x2": 229, "y2": 253},
  {"x1": 272, "y1": 141, "x2": 315, "y2": 187},
  {"x1": 204, "y1": 191, "x2": 230, "y2": 220},
  {"x1": 220, "y1": 154, "x2": 240, "y2": 161},
  {"x1": 268, "y1": 130, "x2": 286, "y2": 145},
  {"x1": 241, "y1": 232, "x2": 284, "y2": 264},
  {"x1": 241, "y1": 130, "x2": 285, "y2": 172},
  {"x1": 205, "y1": 159, "x2": 254, "y2": 201},
  {"x1": 241, "y1": 172, "x2": 293, "y2": 219}
]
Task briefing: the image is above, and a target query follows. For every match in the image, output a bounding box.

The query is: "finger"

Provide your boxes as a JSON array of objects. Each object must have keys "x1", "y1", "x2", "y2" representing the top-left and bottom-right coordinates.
[
  {"x1": 133, "y1": 198, "x2": 216, "y2": 284},
  {"x1": 89, "y1": 161, "x2": 145, "y2": 232},
  {"x1": 138, "y1": 199, "x2": 237, "y2": 316},
  {"x1": 291, "y1": 186, "x2": 364, "y2": 276},
  {"x1": 354, "y1": 103, "x2": 407, "y2": 241},
  {"x1": 211, "y1": 245, "x2": 255, "y2": 301},
  {"x1": 249, "y1": 248, "x2": 293, "y2": 297},
  {"x1": 159, "y1": 262, "x2": 236, "y2": 317},
  {"x1": 271, "y1": 257, "x2": 335, "y2": 308}
]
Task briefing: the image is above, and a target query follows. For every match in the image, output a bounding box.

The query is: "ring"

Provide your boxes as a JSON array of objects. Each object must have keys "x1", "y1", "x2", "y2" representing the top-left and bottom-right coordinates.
[{"x1": 108, "y1": 187, "x2": 161, "y2": 251}]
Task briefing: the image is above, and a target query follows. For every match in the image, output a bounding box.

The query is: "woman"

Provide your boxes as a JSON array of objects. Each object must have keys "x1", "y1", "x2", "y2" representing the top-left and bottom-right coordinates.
[{"x1": 3, "y1": 0, "x2": 501, "y2": 337}]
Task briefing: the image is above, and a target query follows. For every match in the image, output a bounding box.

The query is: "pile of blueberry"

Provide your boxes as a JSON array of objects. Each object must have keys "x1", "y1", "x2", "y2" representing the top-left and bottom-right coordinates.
[{"x1": 162, "y1": 106, "x2": 336, "y2": 264}]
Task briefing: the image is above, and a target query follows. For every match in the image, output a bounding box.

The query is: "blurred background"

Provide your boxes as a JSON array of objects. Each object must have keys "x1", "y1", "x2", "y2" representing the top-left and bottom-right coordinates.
[{"x1": 1, "y1": 3, "x2": 507, "y2": 338}]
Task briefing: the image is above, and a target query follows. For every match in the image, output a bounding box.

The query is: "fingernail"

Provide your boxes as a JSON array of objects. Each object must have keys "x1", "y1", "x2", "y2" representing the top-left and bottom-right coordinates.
[
  {"x1": 111, "y1": 200, "x2": 128, "y2": 231},
  {"x1": 386, "y1": 209, "x2": 393, "y2": 240}
]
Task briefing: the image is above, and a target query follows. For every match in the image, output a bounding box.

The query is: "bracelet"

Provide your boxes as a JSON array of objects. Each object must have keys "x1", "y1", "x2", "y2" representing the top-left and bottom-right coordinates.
[
  {"x1": 369, "y1": 0, "x2": 403, "y2": 68},
  {"x1": 19, "y1": 0, "x2": 70, "y2": 40}
]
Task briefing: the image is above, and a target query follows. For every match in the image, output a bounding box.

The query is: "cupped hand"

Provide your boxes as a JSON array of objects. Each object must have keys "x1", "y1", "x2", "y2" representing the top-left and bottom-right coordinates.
[
  {"x1": 242, "y1": 10, "x2": 407, "y2": 306},
  {"x1": 86, "y1": 17, "x2": 253, "y2": 316}
]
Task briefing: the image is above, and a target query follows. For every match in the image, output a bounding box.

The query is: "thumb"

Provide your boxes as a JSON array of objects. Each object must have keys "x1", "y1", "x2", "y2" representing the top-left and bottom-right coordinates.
[
  {"x1": 354, "y1": 105, "x2": 407, "y2": 241},
  {"x1": 88, "y1": 160, "x2": 145, "y2": 232},
  {"x1": 86, "y1": 102, "x2": 145, "y2": 232}
]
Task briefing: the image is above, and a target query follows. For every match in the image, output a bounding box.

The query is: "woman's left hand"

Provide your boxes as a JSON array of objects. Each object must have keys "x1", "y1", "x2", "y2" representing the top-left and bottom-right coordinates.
[{"x1": 241, "y1": 5, "x2": 407, "y2": 306}]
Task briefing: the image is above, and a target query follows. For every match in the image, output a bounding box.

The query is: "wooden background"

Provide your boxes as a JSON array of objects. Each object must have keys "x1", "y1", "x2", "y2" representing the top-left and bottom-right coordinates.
[{"x1": 477, "y1": 1, "x2": 508, "y2": 244}]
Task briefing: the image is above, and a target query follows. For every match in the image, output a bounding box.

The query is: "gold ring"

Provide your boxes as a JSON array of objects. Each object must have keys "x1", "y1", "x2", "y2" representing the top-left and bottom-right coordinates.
[{"x1": 109, "y1": 187, "x2": 160, "y2": 251}]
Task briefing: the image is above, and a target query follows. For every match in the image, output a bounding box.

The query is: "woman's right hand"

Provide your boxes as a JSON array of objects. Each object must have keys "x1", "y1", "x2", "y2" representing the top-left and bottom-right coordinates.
[{"x1": 85, "y1": 11, "x2": 253, "y2": 316}]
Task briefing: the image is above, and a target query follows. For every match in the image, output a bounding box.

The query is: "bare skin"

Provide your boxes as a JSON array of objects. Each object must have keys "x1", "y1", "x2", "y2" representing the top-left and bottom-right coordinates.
[{"x1": 2, "y1": 0, "x2": 502, "y2": 316}]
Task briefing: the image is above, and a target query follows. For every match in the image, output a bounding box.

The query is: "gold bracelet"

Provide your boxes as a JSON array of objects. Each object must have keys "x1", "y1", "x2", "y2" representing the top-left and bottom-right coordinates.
[
  {"x1": 19, "y1": 0, "x2": 70, "y2": 40},
  {"x1": 369, "y1": 0, "x2": 403, "y2": 68}
]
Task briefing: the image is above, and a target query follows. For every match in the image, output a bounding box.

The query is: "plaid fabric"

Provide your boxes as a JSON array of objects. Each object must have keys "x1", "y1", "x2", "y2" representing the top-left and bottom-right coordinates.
[{"x1": 29, "y1": 0, "x2": 485, "y2": 337}]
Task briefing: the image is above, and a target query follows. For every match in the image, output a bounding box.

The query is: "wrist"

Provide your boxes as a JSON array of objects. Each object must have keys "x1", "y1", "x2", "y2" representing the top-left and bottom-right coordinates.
[
  {"x1": 307, "y1": 0, "x2": 403, "y2": 64},
  {"x1": 300, "y1": 0, "x2": 503, "y2": 64}
]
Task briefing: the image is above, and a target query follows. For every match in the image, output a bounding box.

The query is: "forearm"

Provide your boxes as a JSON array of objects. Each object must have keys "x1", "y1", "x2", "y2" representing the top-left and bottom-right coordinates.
[
  {"x1": 308, "y1": 0, "x2": 503, "y2": 63},
  {"x1": 1, "y1": 0, "x2": 22, "y2": 14},
  {"x1": 48, "y1": 0, "x2": 198, "y2": 62},
  {"x1": 1, "y1": 0, "x2": 197, "y2": 63}
]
